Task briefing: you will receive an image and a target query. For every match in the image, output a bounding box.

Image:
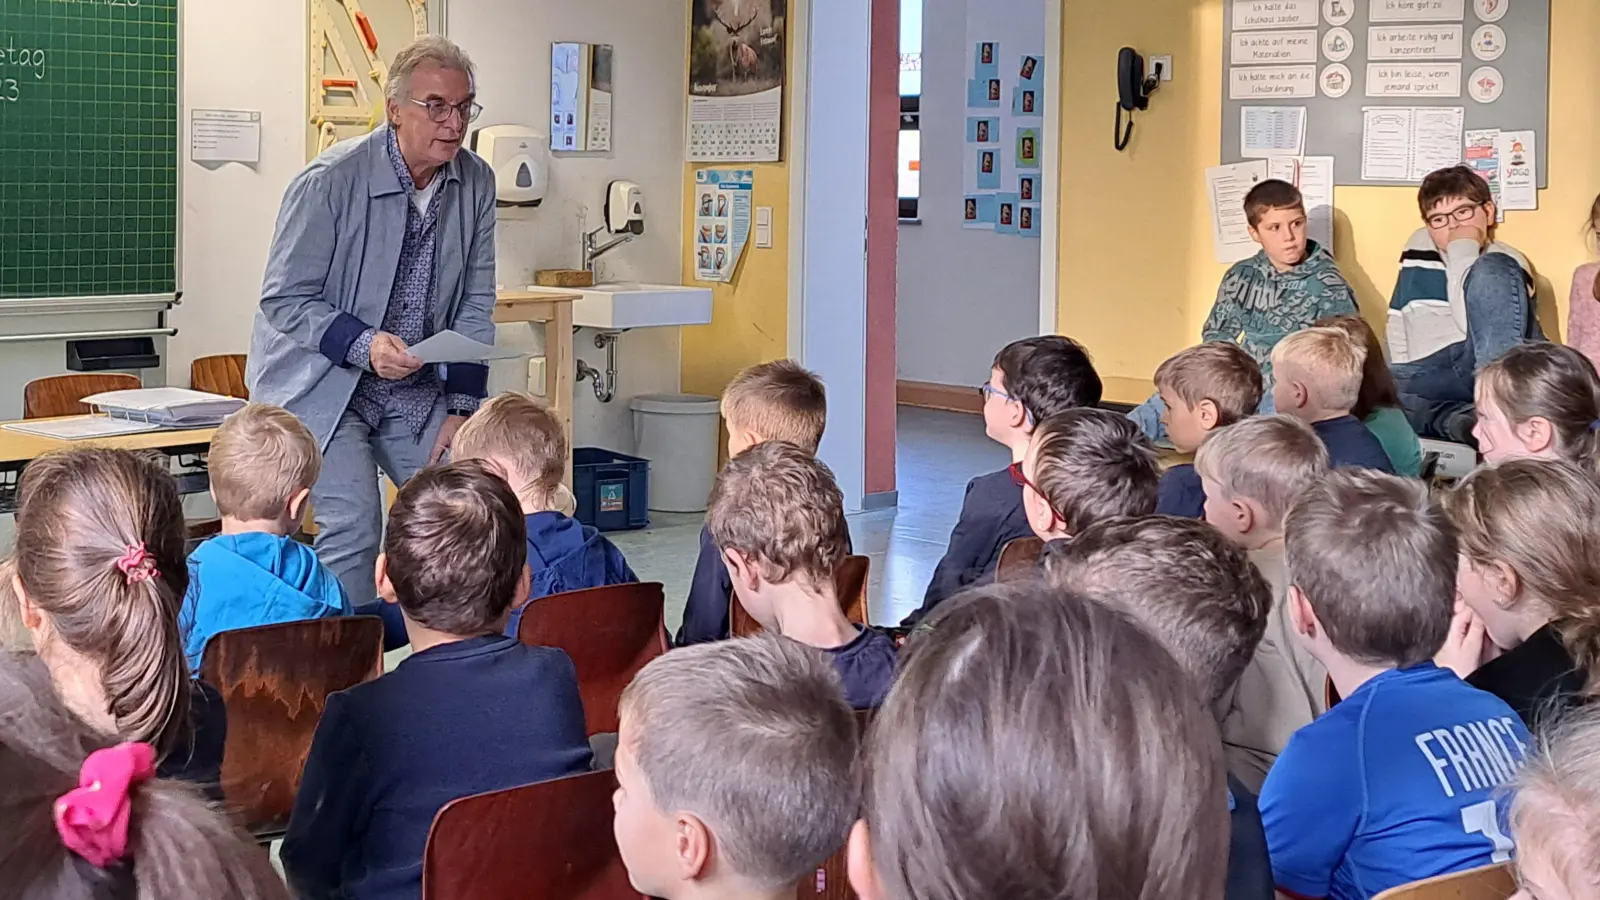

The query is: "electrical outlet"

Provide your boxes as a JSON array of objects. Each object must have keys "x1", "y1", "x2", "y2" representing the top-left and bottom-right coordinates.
[
  {"x1": 755, "y1": 206, "x2": 773, "y2": 249},
  {"x1": 1151, "y1": 55, "x2": 1173, "y2": 81}
]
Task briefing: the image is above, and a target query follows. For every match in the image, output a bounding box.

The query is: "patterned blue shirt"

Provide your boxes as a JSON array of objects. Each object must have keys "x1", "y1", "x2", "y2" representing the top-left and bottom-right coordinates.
[{"x1": 345, "y1": 129, "x2": 475, "y2": 434}]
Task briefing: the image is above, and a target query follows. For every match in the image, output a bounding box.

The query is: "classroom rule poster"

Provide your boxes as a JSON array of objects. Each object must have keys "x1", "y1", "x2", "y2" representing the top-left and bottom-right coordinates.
[{"x1": 687, "y1": 0, "x2": 787, "y2": 162}]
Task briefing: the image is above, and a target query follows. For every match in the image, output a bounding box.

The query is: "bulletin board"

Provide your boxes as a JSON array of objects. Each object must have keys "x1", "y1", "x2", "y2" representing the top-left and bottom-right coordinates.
[{"x1": 1219, "y1": 0, "x2": 1549, "y2": 188}]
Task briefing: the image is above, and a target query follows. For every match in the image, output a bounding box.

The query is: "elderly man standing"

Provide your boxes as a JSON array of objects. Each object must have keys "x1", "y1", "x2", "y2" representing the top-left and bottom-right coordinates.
[{"x1": 248, "y1": 36, "x2": 497, "y2": 606}]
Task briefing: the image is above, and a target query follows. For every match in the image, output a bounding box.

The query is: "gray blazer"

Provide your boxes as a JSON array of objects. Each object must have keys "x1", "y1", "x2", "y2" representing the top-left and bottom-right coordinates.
[{"x1": 246, "y1": 126, "x2": 498, "y2": 448}]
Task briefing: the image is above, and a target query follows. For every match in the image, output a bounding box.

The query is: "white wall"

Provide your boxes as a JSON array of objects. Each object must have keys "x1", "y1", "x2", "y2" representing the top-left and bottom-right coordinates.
[{"x1": 895, "y1": 0, "x2": 1044, "y2": 387}]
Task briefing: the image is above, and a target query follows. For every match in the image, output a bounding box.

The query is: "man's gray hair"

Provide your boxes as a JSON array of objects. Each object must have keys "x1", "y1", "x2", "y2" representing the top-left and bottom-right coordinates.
[{"x1": 386, "y1": 35, "x2": 476, "y2": 102}]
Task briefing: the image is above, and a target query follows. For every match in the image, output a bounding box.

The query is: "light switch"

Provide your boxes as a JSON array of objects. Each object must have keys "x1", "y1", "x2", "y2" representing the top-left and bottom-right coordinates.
[{"x1": 755, "y1": 206, "x2": 773, "y2": 249}]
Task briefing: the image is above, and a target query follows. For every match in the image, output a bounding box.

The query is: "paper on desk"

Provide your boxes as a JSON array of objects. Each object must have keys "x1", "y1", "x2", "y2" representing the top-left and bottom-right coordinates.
[
  {"x1": 406, "y1": 331, "x2": 523, "y2": 364},
  {"x1": 3, "y1": 417, "x2": 161, "y2": 441},
  {"x1": 1208, "y1": 161, "x2": 1269, "y2": 264},
  {"x1": 1241, "y1": 106, "x2": 1306, "y2": 158},
  {"x1": 1267, "y1": 156, "x2": 1335, "y2": 253}
]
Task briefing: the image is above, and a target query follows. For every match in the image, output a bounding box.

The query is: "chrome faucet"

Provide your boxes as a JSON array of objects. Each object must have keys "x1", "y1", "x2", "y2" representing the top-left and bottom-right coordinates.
[{"x1": 582, "y1": 225, "x2": 634, "y2": 275}]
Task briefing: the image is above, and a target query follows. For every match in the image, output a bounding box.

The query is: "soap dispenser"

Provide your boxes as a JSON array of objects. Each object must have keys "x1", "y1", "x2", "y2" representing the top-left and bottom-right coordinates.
[{"x1": 606, "y1": 181, "x2": 646, "y2": 235}]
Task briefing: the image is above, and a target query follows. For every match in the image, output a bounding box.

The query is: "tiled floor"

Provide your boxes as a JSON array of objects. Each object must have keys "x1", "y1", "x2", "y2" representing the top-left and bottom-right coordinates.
[{"x1": 612, "y1": 406, "x2": 1008, "y2": 630}]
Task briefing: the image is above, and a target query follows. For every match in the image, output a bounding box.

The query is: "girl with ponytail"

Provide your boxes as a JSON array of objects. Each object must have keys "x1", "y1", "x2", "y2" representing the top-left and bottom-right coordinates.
[
  {"x1": 8, "y1": 448, "x2": 225, "y2": 790},
  {"x1": 1437, "y1": 458, "x2": 1600, "y2": 729},
  {"x1": 1472, "y1": 341, "x2": 1600, "y2": 467}
]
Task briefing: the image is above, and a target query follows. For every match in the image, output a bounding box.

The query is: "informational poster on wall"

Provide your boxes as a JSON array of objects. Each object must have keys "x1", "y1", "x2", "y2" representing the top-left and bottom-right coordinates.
[
  {"x1": 1219, "y1": 0, "x2": 1549, "y2": 188},
  {"x1": 687, "y1": 0, "x2": 787, "y2": 162},
  {"x1": 960, "y1": 28, "x2": 1044, "y2": 237},
  {"x1": 693, "y1": 169, "x2": 754, "y2": 283}
]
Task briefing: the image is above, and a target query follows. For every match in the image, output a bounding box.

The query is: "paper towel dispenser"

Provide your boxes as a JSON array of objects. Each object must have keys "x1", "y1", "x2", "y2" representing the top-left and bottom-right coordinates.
[{"x1": 470, "y1": 125, "x2": 550, "y2": 207}]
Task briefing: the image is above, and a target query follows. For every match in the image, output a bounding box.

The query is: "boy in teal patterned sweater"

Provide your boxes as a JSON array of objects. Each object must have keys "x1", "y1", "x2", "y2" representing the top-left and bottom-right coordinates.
[{"x1": 1130, "y1": 180, "x2": 1357, "y2": 442}]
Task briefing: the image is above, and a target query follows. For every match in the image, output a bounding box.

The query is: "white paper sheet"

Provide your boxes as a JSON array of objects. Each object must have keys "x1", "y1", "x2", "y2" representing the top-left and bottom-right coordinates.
[
  {"x1": 1208, "y1": 161, "x2": 1269, "y2": 264},
  {"x1": 1241, "y1": 106, "x2": 1307, "y2": 158},
  {"x1": 1369, "y1": 0, "x2": 1465, "y2": 23},
  {"x1": 1410, "y1": 106, "x2": 1466, "y2": 179},
  {"x1": 1231, "y1": 30, "x2": 1319, "y2": 65},
  {"x1": 1362, "y1": 108, "x2": 1414, "y2": 180},
  {"x1": 1267, "y1": 156, "x2": 1336, "y2": 252},
  {"x1": 190, "y1": 109, "x2": 262, "y2": 164},
  {"x1": 2, "y1": 417, "x2": 162, "y2": 440},
  {"x1": 1496, "y1": 130, "x2": 1537, "y2": 211},
  {"x1": 1367, "y1": 24, "x2": 1464, "y2": 60},
  {"x1": 1230, "y1": 65, "x2": 1318, "y2": 100},
  {"x1": 1365, "y1": 62, "x2": 1462, "y2": 98},
  {"x1": 406, "y1": 331, "x2": 524, "y2": 364}
]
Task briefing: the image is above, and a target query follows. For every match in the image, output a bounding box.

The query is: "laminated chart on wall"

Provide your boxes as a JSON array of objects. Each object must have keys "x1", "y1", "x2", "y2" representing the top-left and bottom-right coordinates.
[
  {"x1": 687, "y1": 0, "x2": 787, "y2": 162},
  {"x1": 1220, "y1": 0, "x2": 1549, "y2": 188},
  {"x1": 693, "y1": 169, "x2": 753, "y2": 283},
  {"x1": 960, "y1": 28, "x2": 1044, "y2": 237}
]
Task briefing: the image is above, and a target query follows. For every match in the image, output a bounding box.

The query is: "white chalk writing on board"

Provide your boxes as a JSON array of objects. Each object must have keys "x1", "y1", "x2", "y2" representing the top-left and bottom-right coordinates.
[
  {"x1": 1233, "y1": 0, "x2": 1319, "y2": 31},
  {"x1": 1230, "y1": 65, "x2": 1318, "y2": 99},
  {"x1": 1368, "y1": 25, "x2": 1464, "y2": 60},
  {"x1": 1231, "y1": 30, "x2": 1319, "y2": 65},
  {"x1": 1365, "y1": 63, "x2": 1462, "y2": 97},
  {"x1": 1368, "y1": 0, "x2": 1465, "y2": 23}
]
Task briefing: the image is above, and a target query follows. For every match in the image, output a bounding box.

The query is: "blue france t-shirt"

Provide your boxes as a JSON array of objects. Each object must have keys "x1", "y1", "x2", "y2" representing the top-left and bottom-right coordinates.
[{"x1": 1260, "y1": 663, "x2": 1532, "y2": 900}]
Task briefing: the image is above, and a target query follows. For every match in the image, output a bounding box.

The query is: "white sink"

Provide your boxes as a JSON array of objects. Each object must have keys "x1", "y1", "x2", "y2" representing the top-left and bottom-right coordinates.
[{"x1": 527, "y1": 282, "x2": 713, "y2": 329}]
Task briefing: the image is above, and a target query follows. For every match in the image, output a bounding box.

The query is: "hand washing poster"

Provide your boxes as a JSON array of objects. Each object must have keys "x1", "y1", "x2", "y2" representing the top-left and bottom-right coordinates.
[
  {"x1": 694, "y1": 169, "x2": 754, "y2": 283},
  {"x1": 962, "y1": 33, "x2": 1043, "y2": 237},
  {"x1": 687, "y1": 0, "x2": 787, "y2": 162}
]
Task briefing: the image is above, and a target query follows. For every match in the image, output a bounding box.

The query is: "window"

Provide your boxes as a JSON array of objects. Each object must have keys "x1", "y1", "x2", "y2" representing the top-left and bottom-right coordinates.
[{"x1": 899, "y1": 0, "x2": 922, "y2": 220}]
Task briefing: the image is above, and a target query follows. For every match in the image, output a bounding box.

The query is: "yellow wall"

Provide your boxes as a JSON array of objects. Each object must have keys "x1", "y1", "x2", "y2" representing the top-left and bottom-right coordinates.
[{"x1": 1058, "y1": 0, "x2": 1600, "y2": 405}]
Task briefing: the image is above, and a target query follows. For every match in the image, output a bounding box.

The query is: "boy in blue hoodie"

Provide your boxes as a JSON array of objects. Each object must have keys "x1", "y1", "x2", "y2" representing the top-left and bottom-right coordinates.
[
  {"x1": 1129, "y1": 180, "x2": 1357, "y2": 442},
  {"x1": 179, "y1": 403, "x2": 352, "y2": 671},
  {"x1": 452, "y1": 391, "x2": 636, "y2": 635}
]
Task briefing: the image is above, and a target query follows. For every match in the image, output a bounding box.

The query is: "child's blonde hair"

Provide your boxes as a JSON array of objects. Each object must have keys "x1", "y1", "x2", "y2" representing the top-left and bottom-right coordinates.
[
  {"x1": 1194, "y1": 415, "x2": 1329, "y2": 531},
  {"x1": 451, "y1": 392, "x2": 567, "y2": 506},
  {"x1": 704, "y1": 441, "x2": 849, "y2": 587},
  {"x1": 1272, "y1": 326, "x2": 1365, "y2": 413},
  {"x1": 721, "y1": 360, "x2": 828, "y2": 453},
  {"x1": 1477, "y1": 342, "x2": 1600, "y2": 469},
  {"x1": 1444, "y1": 459, "x2": 1600, "y2": 700},
  {"x1": 1153, "y1": 342, "x2": 1264, "y2": 426},
  {"x1": 1511, "y1": 706, "x2": 1600, "y2": 897},
  {"x1": 208, "y1": 404, "x2": 320, "y2": 520}
]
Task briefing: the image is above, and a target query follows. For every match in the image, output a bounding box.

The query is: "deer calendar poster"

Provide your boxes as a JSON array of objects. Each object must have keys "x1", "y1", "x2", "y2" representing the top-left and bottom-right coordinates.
[{"x1": 688, "y1": 0, "x2": 787, "y2": 162}]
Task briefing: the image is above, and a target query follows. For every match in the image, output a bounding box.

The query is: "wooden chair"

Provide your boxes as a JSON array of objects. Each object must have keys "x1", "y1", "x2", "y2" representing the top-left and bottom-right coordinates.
[
  {"x1": 423, "y1": 770, "x2": 644, "y2": 900},
  {"x1": 517, "y1": 582, "x2": 669, "y2": 736},
  {"x1": 190, "y1": 354, "x2": 250, "y2": 399},
  {"x1": 995, "y1": 536, "x2": 1046, "y2": 583},
  {"x1": 22, "y1": 373, "x2": 139, "y2": 418},
  {"x1": 733, "y1": 555, "x2": 873, "y2": 638},
  {"x1": 199, "y1": 616, "x2": 385, "y2": 840},
  {"x1": 1371, "y1": 863, "x2": 1516, "y2": 900}
]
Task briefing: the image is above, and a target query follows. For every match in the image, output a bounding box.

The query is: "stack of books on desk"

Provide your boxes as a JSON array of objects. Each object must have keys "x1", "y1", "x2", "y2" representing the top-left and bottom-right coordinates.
[{"x1": 82, "y1": 388, "x2": 247, "y2": 428}]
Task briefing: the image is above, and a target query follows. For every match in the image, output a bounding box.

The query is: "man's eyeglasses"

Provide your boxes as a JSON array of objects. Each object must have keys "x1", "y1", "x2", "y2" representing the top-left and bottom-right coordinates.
[
  {"x1": 407, "y1": 98, "x2": 484, "y2": 125},
  {"x1": 1425, "y1": 202, "x2": 1486, "y2": 230}
]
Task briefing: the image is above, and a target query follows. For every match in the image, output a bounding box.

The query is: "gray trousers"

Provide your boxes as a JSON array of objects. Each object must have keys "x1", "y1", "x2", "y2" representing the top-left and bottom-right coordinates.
[{"x1": 313, "y1": 402, "x2": 446, "y2": 607}]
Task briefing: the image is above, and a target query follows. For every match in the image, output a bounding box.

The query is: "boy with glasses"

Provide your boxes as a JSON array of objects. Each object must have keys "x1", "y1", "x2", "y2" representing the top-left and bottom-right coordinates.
[{"x1": 1387, "y1": 165, "x2": 1539, "y2": 443}]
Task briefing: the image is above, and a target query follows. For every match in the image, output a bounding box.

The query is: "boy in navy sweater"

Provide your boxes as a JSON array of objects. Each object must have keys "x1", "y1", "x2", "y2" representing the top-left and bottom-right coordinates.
[
  {"x1": 1019, "y1": 408, "x2": 1159, "y2": 552},
  {"x1": 677, "y1": 360, "x2": 839, "y2": 646},
  {"x1": 706, "y1": 441, "x2": 895, "y2": 709},
  {"x1": 1272, "y1": 327, "x2": 1396, "y2": 473},
  {"x1": 453, "y1": 391, "x2": 637, "y2": 636},
  {"x1": 1044, "y1": 516, "x2": 1276, "y2": 900},
  {"x1": 281, "y1": 460, "x2": 593, "y2": 900},
  {"x1": 1262, "y1": 470, "x2": 1532, "y2": 900},
  {"x1": 902, "y1": 336, "x2": 1101, "y2": 626},
  {"x1": 1152, "y1": 342, "x2": 1264, "y2": 519}
]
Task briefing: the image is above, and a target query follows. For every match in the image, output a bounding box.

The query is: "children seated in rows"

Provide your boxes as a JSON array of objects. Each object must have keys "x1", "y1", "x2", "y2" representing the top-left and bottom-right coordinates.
[
  {"x1": 1151, "y1": 341, "x2": 1263, "y2": 518},
  {"x1": 705, "y1": 441, "x2": 895, "y2": 709},
  {"x1": 905, "y1": 335, "x2": 1101, "y2": 625},
  {"x1": 1271, "y1": 326, "x2": 1396, "y2": 472},
  {"x1": 181, "y1": 403, "x2": 351, "y2": 669},
  {"x1": 453, "y1": 391, "x2": 636, "y2": 635},
  {"x1": 613, "y1": 634, "x2": 858, "y2": 900},
  {"x1": 1019, "y1": 408, "x2": 1160, "y2": 548},
  {"x1": 678, "y1": 360, "x2": 835, "y2": 645},
  {"x1": 282, "y1": 460, "x2": 592, "y2": 900},
  {"x1": 1195, "y1": 415, "x2": 1330, "y2": 789}
]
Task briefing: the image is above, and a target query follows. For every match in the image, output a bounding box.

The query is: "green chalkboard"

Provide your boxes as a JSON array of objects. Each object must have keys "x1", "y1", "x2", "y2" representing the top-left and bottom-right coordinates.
[{"x1": 0, "y1": 0, "x2": 178, "y2": 301}]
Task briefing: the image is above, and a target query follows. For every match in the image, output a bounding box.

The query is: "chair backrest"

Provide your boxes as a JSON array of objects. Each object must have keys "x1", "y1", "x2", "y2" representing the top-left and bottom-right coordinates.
[
  {"x1": 199, "y1": 616, "x2": 385, "y2": 835},
  {"x1": 995, "y1": 536, "x2": 1046, "y2": 583},
  {"x1": 733, "y1": 555, "x2": 873, "y2": 638},
  {"x1": 517, "y1": 582, "x2": 669, "y2": 736},
  {"x1": 423, "y1": 770, "x2": 644, "y2": 900},
  {"x1": 1371, "y1": 863, "x2": 1517, "y2": 900},
  {"x1": 23, "y1": 373, "x2": 140, "y2": 419},
  {"x1": 190, "y1": 354, "x2": 250, "y2": 399}
]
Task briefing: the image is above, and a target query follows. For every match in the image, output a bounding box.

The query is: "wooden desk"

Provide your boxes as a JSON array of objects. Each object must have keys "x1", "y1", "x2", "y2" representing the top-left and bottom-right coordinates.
[
  {"x1": 495, "y1": 290, "x2": 579, "y2": 485},
  {"x1": 0, "y1": 418, "x2": 217, "y2": 514}
]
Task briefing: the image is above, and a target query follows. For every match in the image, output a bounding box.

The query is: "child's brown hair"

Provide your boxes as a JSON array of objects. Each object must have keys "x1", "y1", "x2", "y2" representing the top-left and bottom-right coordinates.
[
  {"x1": 1477, "y1": 342, "x2": 1600, "y2": 469},
  {"x1": 1030, "y1": 408, "x2": 1160, "y2": 533},
  {"x1": 1315, "y1": 314, "x2": 1403, "y2": 419},
  {"x1": 1153, "y1": 341, "x2": 1264, "y2": 427},
  {"x1": 860, "y1": 582, "x2": 1229, "y2": 900},
  {"x1": 13, "y1": 449, "x2": 191, "y2": 756},
  {"x1": 0, "y1": 652, "x2": 288, "y2": 900},
  {"x1": 721, "y1": 360, "x2": 828, "y2": 453},
  {"x1": 1418, "y1": 165, "x2": 1493, "y2": 219},
  {"x1": 451, "y1": 392, "x2": 567, "y2": 507},
  {"x1": 208, "y1": 403, "x2": 320, "y2": 520},
  {"x1": 1244, "y1": 179, "x2": 1304, "y2": 228},
  {"x1": 705, "y1": 440, "x2": 849, "y2": 588}
]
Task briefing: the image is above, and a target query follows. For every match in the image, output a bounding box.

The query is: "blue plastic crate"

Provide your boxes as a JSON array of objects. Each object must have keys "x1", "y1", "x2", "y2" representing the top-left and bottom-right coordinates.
[{"x1": 573, "y1": 447, "x2": 650, "y2": 532}]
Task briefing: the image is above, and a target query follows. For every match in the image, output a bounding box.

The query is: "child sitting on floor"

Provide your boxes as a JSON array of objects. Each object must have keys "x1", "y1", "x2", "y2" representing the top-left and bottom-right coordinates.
[
  {"x1": 453, "y1": 391, "x2": 637, "y2": 636},
  {"x1": 1272, "y1": 326, "x2": 1396, "y2": 472},
  {"x1": 678, "y1": 360, "x2": 839, "y2": 646},
  {"x1": 282, "y1": 460, "x2": 593, "y2": 900},
  {"x1": 613, "y1": 634, "x2": 859, "y2": 900},
  {"x1": 1152, "y1": 342, "x2": 1264, "y2": 518},
  {"x1": 180, "y1": 403, "x2": 351, "y2": 670},
  {"x1": 1018, "y1": 408, "x2": 1159, "y2": 549},
  {"x1": 1194, "y1": 414, "x2": 1330, "y2": 790},
  {"x1": 705, "y1": 441, "x2": 895, "y2": 709},
  {"x1": 1316, "y1": 314, "x2": 1424, "y2": 477},
  {"x1": 904, "y1": 336, "x2": 1101, "y2": 625},
  {"x1": 1471, "y1": 341, "x2": 1600, "y2": 467}
]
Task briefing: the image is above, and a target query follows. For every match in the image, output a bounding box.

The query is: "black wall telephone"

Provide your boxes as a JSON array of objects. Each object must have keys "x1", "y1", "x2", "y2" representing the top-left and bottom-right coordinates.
[{"x1": 1115, "y1": 48, "x2": 1162, "y2": 151}]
